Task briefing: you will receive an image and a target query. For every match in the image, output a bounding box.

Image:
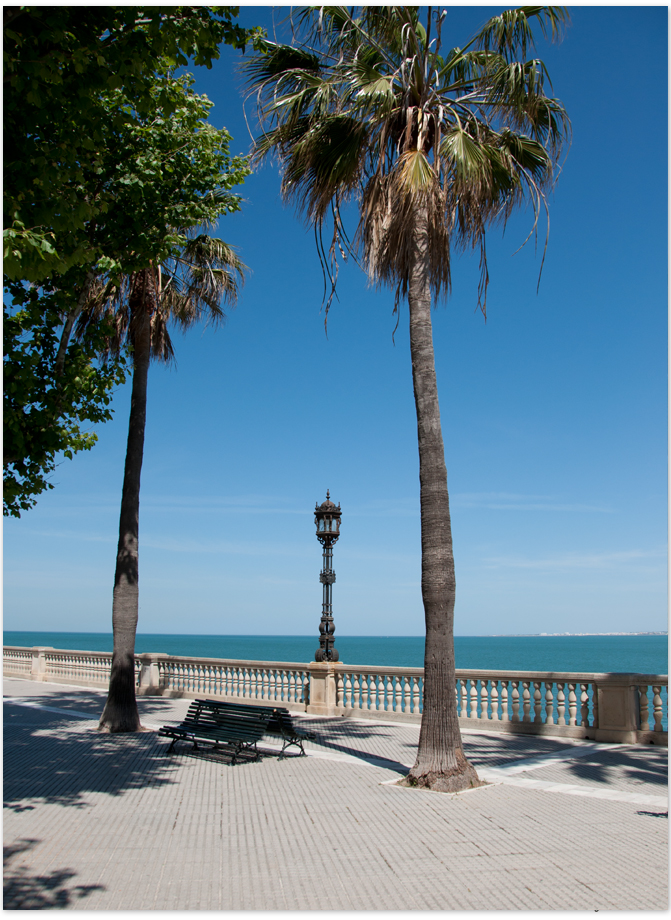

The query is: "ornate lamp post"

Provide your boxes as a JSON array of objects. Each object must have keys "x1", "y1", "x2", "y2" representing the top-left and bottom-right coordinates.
[{"x1": 314, "y1": 490, "x2": 341, "y2": 662}]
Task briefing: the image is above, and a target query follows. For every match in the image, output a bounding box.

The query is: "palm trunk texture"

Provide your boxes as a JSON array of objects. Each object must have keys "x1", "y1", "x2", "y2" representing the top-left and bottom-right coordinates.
[
  {"x1": 402, "y1": 205, "x2": 481, "y2": 793},
  {"x1": 98, "y1": 273, "x2": 152, "y2": 733}
]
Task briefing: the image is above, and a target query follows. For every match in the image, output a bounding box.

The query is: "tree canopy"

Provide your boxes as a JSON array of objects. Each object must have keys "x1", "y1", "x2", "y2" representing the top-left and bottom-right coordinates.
[
  {"x1": 3, "y1": 6, "x2": 260, "y2": 280},
  {"x1": 4, "y1": 53, "x2": 251, "y2": 515}
]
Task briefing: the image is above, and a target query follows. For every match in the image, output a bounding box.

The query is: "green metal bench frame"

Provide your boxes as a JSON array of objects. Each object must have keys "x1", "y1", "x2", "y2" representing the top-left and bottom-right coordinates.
[
  {"x1": 159, "y1": 699, "x2": 315, "y2": 762},
  {"x1": 158, "y1": 699, "x2": 272, "y2": 764}
]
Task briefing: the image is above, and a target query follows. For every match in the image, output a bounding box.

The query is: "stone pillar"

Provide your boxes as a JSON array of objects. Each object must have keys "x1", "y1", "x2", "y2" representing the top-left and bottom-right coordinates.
[
  {"x1": 306, "y1": 662, "x2": 339, "y2": 716},
  {"x1": 594, "y1": 680, "x2": 640, "y2": 743},
  {"x1": 30, "y1": 647, "x2": 52, "y2": 682},
  {"x1": 136, "y1": 654, "x2": 162, "y2": 696}
]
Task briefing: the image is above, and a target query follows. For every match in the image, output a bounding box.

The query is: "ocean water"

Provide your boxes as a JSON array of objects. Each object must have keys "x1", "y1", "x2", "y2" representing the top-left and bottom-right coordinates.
[{"x1": 3, "y1": 631, "x2": 668, "y2": 675}]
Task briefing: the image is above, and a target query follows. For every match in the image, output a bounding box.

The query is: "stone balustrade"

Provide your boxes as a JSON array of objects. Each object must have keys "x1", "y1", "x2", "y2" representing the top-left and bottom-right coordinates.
[{"x1": 3, "y1": 646, "x2": 667, "y2": 745}]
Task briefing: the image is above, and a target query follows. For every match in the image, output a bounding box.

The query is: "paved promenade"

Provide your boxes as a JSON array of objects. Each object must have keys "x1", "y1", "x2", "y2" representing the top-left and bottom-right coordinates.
[{"x1": 4, "y1": 678, "x2": 668, "y2": 911}]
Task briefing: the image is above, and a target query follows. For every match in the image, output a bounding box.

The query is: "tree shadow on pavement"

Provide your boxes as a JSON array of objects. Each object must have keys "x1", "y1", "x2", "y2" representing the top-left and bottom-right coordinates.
[
  {"x1": 4, "y1": 707, "x2": 180, "y2": 810},
  {"x1": 560, "y1": 745, "x2": 668, "y2": 790},
  {"x1": 3, "y1": 839, "x2": 105, "y2": 909}
]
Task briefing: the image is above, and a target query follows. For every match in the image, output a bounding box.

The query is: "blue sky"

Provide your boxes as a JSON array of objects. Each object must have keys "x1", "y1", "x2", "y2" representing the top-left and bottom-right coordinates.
[{"x1": 4, "y1": 5, "x2": 667, "y2": 637}]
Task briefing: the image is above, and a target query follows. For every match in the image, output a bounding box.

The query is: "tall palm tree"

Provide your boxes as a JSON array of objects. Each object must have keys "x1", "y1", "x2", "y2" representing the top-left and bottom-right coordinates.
[
  {"x1": 245, "y1": 6, "x2": 570, "y2": 791},
  {"x1": 77, "y1": 234, "x2": 245, "y2": 732}
]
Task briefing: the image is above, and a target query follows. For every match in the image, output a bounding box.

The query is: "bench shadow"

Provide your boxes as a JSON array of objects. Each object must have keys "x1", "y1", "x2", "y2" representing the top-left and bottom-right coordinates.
[{"x1": 3, "y1": 839, "x2": 105, "y2": 909}]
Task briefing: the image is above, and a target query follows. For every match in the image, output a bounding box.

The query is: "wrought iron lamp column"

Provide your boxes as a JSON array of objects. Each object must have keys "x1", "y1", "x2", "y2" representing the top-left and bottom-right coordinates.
[{"x1": 314, "y1": 491, "x2": 341, "y2": 662}]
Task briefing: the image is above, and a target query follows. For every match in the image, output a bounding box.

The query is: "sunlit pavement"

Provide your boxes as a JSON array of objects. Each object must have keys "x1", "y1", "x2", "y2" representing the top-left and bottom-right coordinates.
[{"x1": 4, "y1": 678, "x2": 668, "y2": 910}]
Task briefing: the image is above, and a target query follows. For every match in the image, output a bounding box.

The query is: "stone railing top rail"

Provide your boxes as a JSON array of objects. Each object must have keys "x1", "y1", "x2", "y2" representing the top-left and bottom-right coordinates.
[{"x1": 3, "y1": 646, "x2": 667, "y2": 684}]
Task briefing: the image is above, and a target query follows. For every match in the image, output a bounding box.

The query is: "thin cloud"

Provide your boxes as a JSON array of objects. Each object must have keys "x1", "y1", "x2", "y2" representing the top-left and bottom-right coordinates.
[
  {"x1": 453, "y1": 492, "x2": 613, "y2": 513},
  {"x1": 482, "y1": 549, "x2": 666, "y2": 571}
]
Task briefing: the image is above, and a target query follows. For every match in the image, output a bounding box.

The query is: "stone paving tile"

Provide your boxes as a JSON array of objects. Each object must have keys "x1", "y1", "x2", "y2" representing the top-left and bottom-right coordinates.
[
  {"x1": 4, "y1": 680, "x2": 668, "y2": 910},
  {"x1": 512, "y1": 744, "x2": 668, "y2": 795}
]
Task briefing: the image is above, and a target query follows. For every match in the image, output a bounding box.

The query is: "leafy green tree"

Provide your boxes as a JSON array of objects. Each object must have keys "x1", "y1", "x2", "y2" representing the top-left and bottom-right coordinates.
[
  {"x1": 245, "y1": 6, "x2": 570, "y2": 791},
  {"x1": 3, "y1": 279, "x2": 127, "y2": 517},
  {"x1": 3, "y1": 6, "x2": 260, "y2": 280},
  {"x1": 4, "y1": 66, "x2": 248, "y2": 514}
]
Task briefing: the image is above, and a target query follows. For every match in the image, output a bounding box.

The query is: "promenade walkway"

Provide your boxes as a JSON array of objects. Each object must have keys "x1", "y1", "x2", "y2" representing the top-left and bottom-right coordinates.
[{"x1": 4, "y1": 678, "x2": 668, "y2": 911}]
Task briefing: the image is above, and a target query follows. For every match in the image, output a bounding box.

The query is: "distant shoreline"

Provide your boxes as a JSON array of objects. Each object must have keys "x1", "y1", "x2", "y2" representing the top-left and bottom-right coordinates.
[
  {"x1": 494, "y1": 632, "x2": 668, "y2": 637},
  {"x1": 3, "y1": 630, "x2": 667, "y2": 638}
]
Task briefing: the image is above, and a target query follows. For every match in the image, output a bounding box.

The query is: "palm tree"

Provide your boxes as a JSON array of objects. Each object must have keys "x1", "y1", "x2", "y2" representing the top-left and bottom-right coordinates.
[
  {"x1": 76, "y1": 234, "x2": 245, "y2": 732},
  {"x1": 245, "y1": 6, "x2": 570, "y2": 791}
]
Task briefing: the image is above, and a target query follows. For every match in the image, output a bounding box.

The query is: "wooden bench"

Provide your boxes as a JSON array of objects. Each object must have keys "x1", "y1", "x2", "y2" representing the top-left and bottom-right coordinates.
[{"x1": 158, "y1": 699, "x2": 315, "y2": 762}]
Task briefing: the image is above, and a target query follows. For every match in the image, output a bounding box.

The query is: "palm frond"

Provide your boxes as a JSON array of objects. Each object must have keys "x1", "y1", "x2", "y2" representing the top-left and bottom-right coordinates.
[{"x1": 469, "y1": 7, "x2": 570, "y2": 60}]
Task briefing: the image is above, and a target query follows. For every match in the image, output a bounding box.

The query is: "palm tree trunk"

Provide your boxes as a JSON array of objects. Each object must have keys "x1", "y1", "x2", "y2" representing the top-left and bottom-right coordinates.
[
  {"x1": 403, "y1": 203, "x2": 481, "y2": 793},
  {"x1": 98, "y1": 273, "x2": 153, "y2": 733}
]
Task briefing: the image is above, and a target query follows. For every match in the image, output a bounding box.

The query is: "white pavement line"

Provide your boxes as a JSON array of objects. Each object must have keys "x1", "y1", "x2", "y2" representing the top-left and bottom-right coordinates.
[
  {"x1": 476, "y1": 772, "x2": 668, "y2": 807},
  {"x1": 478, "y1": 741, "x2": 627, "y2": 776}
]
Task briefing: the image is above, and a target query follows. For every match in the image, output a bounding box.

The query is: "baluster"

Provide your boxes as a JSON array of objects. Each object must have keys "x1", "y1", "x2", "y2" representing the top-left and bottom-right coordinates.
[
  {"x1": 522, "y1": 681, "x2": 531, "y2": 722},
  {"x1": 479, "y1": 679, "x2": 489, "y2": 720},
  {"x1": 352, "y1": 673, "x2": 360, "y2": 710},
  {"x1": 377, "y1": 674, "x2": 385, "y2": 710},
  {"x1": 500, "y1": 680, "x2": 509, "y2": 722},
  {"x1": 368, "y1": 674, "x2": 376, "y2": 711},
  {"x1": 362, "y1": 674, "x2": 371, "y2": 711},
  {"x1": 545, "y1": 682, "x2": 555, "y2": 724},
  {"x1": 286, "y1": 670, "x2": 293, "y2": 703},
  {"x1": 556, "y1": 682, "x2": 566, "y2": 725},
  {"x1": 335, "y1": 672, "x2": 344, "y2": 708},
  {"x1": 469, "y1": 679, "x2": 478, "y2": 718},
  {"x1": 394, "y1": 676, "x2": 403, "y2": 712},
  {"x1": 262, "y1": 669, "x2": 270, "y2": 701},
  {"x1": 413, "y1": 676, "x2": 422, "y2": 714},
  {"x1": 568, "y1": 683, "x2": 577, "y2": 725},
  {"x1": 580, "y1": 683, "x2": 590, "y2": 726},
  {"x1": 403, "y1": 676, "x2": 411, "y2": 713},
  {"x1": 387, "y1": 674, "x2": 394, "y2": 712},
  {"x1": 533, "y1": 681, "x2": 543, "y2": 723},
  {"x1": 490, "y1": 680, "x2": 499, "y2": 721},
  {"x1": 652, "y1": 686, "x2": 663, "y2": 731},
  {"x1": 460, "y1": 679, "x2": 468, "y2": 719}
]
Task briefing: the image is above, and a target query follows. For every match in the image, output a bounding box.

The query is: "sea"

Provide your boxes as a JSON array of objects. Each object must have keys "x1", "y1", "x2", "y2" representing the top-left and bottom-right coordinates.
[{"x1": 3, "y1": 631, "x2": 668, "y2": 675}]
